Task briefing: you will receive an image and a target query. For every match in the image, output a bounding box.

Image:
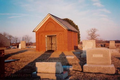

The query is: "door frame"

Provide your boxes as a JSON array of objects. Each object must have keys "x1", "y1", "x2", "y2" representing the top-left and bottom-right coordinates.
[{"x1": 45, "y1": 35, "x2": 57, "y2": 51}]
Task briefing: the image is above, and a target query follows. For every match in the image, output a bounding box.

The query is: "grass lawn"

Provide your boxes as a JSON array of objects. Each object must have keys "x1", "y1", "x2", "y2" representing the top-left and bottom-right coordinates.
[{"x1": 4, "y1": 48, "x2": 120, "y2": 80}]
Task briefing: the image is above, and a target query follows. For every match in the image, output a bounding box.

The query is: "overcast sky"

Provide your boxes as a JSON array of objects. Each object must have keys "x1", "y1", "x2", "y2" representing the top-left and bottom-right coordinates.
[{"x1": 0, "y1": 0, "x2": 120, "y2": 42}]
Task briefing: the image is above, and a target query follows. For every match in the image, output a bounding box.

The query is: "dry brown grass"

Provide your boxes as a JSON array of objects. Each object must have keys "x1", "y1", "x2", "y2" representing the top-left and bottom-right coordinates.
[{"x1": 4, "y1": 48, "x2": 120, "y2": 80}]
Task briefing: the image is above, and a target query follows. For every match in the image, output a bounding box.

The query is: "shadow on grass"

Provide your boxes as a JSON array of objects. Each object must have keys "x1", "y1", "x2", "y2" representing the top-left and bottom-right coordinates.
[
  {"x1": 6, "y1": 50, "x2": 69, "y2": 80},
  {"x1": 5, "y1": 50, "x2": 28, "y2": 59},
  {"x1": 116, "y1": 57, "x2": 120, "y2": 60},
  {"x1": 73, "y1": 49, "x2": 86, "y2": 72}
]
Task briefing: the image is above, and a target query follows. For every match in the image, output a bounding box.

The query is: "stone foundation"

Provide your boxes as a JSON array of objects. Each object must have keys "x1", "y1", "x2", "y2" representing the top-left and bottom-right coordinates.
[{"x1": 83, "y1": 64, "x2": 115, "y2": 74}]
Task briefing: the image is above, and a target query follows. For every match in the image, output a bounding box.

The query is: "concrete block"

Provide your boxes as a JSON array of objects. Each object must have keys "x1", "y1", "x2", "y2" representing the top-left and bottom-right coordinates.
[
  {"x1": 83, "y1": 64, "x2": 115, "y2": 74},
  {"x1": 36, "y1": 62, "x2": 63, "y2": 73},
  {"x1": 86, "y1": 48, "x2": 111, "y2": 65}
]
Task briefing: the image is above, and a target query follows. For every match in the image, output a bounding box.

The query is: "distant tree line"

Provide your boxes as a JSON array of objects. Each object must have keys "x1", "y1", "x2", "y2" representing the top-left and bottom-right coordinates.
[{"x1": 0, "y1": 32, "x2": 32, "y2": 45}]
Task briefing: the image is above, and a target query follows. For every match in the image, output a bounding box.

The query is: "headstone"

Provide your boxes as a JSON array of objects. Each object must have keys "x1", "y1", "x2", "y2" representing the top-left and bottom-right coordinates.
[
  {"x1": 81, "y1": 40, "x2": 96, "y2": 57},
  {"x1": 82, "y1": 40, "x2": 96, "y2": 50},
  {"x1": 109, "y1": 41, "x2": 116, "y2": 49},
  {"x1": 19, "y1": 44, "x2": 21, "y2": 49},
  {"x1": 35, "y1": 62, "x2": 68, "y2": 79},
  {"x1": 20, "y1": 41, "x2": 26, "y2": 49},
  {"x1": 83, "y1": 48, "x2": 115, "y2": 74},
  {"x1": 36, "y1": 62, "x2": 63, "y2": 73},
  {"x1": 109, "y1": 41, "x2": 119, "y2": 54},
  {"x1": 19, "y1": 41, "x2": 26, "y2": 49}
]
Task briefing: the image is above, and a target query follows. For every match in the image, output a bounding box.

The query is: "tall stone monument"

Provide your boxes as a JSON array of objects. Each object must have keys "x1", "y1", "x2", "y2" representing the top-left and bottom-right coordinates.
[{"x1": 83, "y1": 48, "x2": 115, "y2": 74}]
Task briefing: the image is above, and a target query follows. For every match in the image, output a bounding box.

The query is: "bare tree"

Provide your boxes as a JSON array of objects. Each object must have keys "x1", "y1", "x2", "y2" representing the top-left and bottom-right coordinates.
[
  {"x1": 22, "y1": 35, "x2": 31, "y2": 44},
  {"x1": 14, "y1": 37, "x2": 19, "y2": 43},
  {"x1": 2, "y1": 32, "x2": 13, "y2": 44},
  {"x1": 2, "y1": 32, "x2": 9, "y2": 38},
  {"x1": 10, "y1": 37, "x2": 19, "y2": 43},
  {"x1": 87, "y1": 28, "x2": 99, "y2": 40}
]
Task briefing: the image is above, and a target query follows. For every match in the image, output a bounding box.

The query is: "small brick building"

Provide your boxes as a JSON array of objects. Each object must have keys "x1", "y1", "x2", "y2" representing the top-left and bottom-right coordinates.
[{"x1": 33, "y1": 13, "x2": 78, "y2": 51}]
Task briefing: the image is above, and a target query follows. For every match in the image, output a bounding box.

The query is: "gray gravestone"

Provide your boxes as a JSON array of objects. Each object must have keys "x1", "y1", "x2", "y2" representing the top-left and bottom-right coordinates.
[{"x1": 83, "y1": 48, "x2": 115, "y2": 74}]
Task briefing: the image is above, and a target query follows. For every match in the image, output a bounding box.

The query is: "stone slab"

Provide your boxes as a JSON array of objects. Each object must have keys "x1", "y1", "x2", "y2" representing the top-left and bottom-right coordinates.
[
  {"x1": 36, "y1": 62, "x2": 63, "y2": 74},
  {"x1": 32, "y1": 71, "x2": 68, "y2": 79},
  {"x1": 83, "y1": 64, "x2": 115, "y2": 74},
  {"x1": 109, "y1": 41, "x2": 116, "y2": 49},
  {"x1": 87, "y1": 48, "x2": 111, "y2": 65},
  {"x1": 82, "y1": 40, "x2": 96, "y2": 50}
]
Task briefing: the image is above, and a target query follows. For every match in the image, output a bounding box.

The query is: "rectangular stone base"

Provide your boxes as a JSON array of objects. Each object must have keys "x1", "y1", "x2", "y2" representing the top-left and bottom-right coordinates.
[
  {"x1": 83, "y1": 64, "x2": 115, "y2": 74},
  {"x1": 32, "y1": 71, "x2": 68, "y2": 79}
]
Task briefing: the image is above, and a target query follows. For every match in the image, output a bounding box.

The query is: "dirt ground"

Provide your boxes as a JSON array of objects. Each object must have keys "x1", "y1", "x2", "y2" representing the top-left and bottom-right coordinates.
[{"x1": 3, "y1": 48, "x2": 120, "y2": 80}]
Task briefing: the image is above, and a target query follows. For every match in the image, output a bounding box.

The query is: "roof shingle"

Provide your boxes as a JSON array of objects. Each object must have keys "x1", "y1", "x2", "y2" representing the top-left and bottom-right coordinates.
[
  {"x1": 33, "y1": 13, "x2": 78, "y2": 32},
  {"x1": 50, "y1": 14, "x2": 78, "y2": 32}
]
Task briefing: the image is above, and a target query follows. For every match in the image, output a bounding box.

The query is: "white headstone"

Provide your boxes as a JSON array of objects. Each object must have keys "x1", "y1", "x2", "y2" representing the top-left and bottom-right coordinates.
[
  {"x1": 81, "y1": 40, "x2": 96, "y2": 57},
  {"x1": 19, "y1": 44, "x2": 21, "y2": 49},
  {"x1": 82, "y1": 40, "x2": 96, "y2": 50}
]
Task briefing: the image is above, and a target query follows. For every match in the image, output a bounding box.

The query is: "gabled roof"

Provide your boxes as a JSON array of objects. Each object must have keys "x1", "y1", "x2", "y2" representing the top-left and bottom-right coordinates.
[{"x1": 33, "y1": 13, "x2": 78, "y2": 32}]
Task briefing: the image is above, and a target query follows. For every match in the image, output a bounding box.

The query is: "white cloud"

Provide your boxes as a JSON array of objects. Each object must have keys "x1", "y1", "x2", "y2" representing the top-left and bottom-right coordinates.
[
  {"x1": 78, "y1": 0, "x2": 85, "y2": 3},
  {"x1": 98, "y1": 9, "x2": 111, "y2": 13},
  {"x1": 93, "y1": 2, "x2": 104, "y2": 7},
  {"x1": 8, "y1": 16, "x2": 22, "y2": 18},
  {"x1": 2, "y1": 0, "x2": 119, "y2": 41},
  {"x1": 99, "y1": 14, "x2": 108, "y2": 17},
  {"x1": 91, "y1": 0, "x2": 104, "y2": 7}
]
